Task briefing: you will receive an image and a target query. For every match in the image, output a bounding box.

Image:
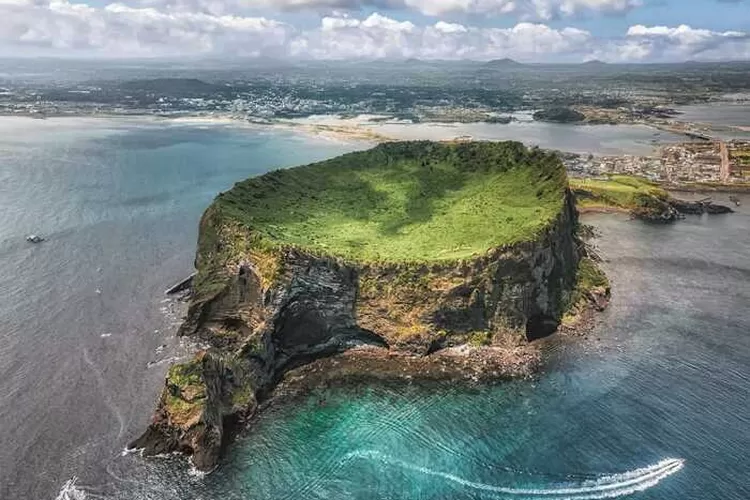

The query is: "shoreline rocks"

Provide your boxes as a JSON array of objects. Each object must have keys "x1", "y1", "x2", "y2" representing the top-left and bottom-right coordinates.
[{"x1": 634, "y1": 197, "x2": 734, "y2": 222}]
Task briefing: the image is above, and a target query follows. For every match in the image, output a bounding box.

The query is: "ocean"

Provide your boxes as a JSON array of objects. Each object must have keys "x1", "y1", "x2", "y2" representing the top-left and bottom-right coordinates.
[
  {"x1": 674, "y1": 103, "x2": 750, "y2": 128},
  {"x1": 0, "y1": 116, "x2": 748, "y2": 500},
  {"x1": 0, "y1": 117, "x2": 358, "y2": 499},
  {"x1": 673, "y1": 103, "x2": 750, "y2": 140}
]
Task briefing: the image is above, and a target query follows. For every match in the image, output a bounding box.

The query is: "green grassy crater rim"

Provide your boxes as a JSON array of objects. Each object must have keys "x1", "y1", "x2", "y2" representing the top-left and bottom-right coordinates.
[{"x1": 212, "y1": 141, "x2": 569, "y2": 263}]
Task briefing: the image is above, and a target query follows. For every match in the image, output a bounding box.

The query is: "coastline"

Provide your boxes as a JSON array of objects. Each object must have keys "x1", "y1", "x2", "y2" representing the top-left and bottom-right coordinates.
[
  {"x1": 664, "y1": 183, "x2": 750, "y2": 194},
  {"x1": 576, "y1": 205, "x2": 631, "y2": 215},
  {"x1": 6, "y1": 111, "x2": 749, "y2": 193},
  {"x1": 165, "y1": 115, "x2": 390, "y2": 144},
  {"x1": 0, "y1": 110, "x2": 674, "y2": 152},
  {"x1": 5, "y1": 96, "x2": 749, "y2": 146},
  {"x1": 275, "y1": 345, "x2": 541, "y2": 396}
]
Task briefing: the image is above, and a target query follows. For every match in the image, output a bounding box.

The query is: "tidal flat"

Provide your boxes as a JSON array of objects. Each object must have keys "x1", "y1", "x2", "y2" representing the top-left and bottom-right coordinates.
[{"x1": 287, "y1": 114, "x2": 688, "y2": 156}]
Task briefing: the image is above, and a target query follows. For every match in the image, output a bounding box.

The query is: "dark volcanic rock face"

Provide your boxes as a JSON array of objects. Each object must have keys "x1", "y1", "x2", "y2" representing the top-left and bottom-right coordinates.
[{"x1": 670, "y1": 199, "x2": 734, "y2": 216}]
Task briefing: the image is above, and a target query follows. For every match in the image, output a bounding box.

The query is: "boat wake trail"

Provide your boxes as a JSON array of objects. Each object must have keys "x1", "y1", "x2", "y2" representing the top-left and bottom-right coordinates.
[
  {"x1": 82, "y1": 347, "x2": 126, "y2": 439},
  {"x1": 344, "y1": 450, "x2": 684, "y2": 499}
]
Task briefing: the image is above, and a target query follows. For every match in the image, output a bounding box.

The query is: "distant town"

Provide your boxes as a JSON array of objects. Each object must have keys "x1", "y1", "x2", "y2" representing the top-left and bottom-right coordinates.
[{"x1": 565, "y1": 140, "x2": 750, "y2": 186}]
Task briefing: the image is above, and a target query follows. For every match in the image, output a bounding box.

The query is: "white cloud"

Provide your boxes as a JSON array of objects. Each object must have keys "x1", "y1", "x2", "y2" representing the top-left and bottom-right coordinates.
[
  {"x1": 400, "y1": 0, "x2": 516, "y2": 17},
  {"x1": 129, "y1": 0, "x2": 640, "y2": 19},
  {"x1": 0, "y1": 0, "x2": 290, "y2": 56},
  {"x1": 433, "y1": 21, "x2": 468, "y2": 34},
  {"x1": 626, "y1": 23, "x2": 746, "y2": 42},
  {"x1": 0, "y1": 3, "x2": 748, "y2": 63},
  {"x1": 595, "y1": 24, "x2": 750, "y2": 62},
  {"x1": 291, "y1": 13, "x2": 419, "y2": 59},
  {"x1": 554, "y1": 0, "x2": 640, "y2": 17},
  {"x1": 291, "y1": 14, "x2": 592, "y2": 60},
  {"x1": 320, "y1": 16, "x2": 360, "y2": 30}
]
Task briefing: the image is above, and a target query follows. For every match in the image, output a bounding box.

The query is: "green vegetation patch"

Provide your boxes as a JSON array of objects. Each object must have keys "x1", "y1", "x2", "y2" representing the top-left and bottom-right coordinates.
[
  {"x1": 573, "y1": 258, "x2": 609, "y2": 298},
  {"x1": 164, "y1": 358, "x2": 208, "y2": 428},
  {"x1": 570, "y1": 175, "x2": 669, "y2": 210},
  {"x1": 731, "y1": 149, "x2": 750, "y2": 166},
  {"x1": 533, "y1": 107, "x2": 586, "y2": 123},
  {"x1": 192, "y1": 210, "x2": 284, "y2": 303},
  {"x1": 230, "y1": 382, "x2": 255, "y2": 409},
  {"x1": 467, "y1": 331, "x2": 494, "y2": 347},
  {"x1": 213, "y1": 141, "x2": 567, "y2": 263},
  {"x1": 564, "y1": 257, "x2": 610, "y2": 321},
  {"x1": 167, "y1": 361, "x2": 204, "y2": 389}
]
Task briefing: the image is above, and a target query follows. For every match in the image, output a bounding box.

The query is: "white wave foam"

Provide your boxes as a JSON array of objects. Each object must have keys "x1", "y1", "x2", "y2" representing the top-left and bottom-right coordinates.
[
  {"x1": 121, "y1": 446, "x2": 143, "y2": 457},
  {"x1": 345, "y1": 450, "x2": 684, "y2": 499},
  {"x1": 187, "y1": 464, "x2": 212, "y2": 478},
  {"x1": 55, "y1": 477, "x2": 88, "y2": 500},
  {"x1": 146, "y1": 355, "x2": 181, "y2": 368}
]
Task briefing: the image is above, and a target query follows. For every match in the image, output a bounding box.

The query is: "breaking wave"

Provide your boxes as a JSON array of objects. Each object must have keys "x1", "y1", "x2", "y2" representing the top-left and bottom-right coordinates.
[
  {"x1": 55, "y1": 477, "x2": 88, "y2": 500},
  {"x1": 344, "y1": 450, "x2": 684, "y2": 499}
]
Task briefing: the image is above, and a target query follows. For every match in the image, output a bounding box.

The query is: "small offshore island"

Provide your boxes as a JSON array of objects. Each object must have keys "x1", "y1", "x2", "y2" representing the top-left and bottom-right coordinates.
[{"x1": 131, "y1": 140, "x2": 728, "y2": 471}]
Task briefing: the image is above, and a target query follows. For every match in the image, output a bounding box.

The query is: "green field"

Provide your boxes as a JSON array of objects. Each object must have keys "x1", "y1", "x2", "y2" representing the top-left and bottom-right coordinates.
[
  {"x1": 569, "y1": 175, "x2": 668, "y2": 210},
  {"x1": 213, "y1": 141, "x2": 568, "y2": 263}
]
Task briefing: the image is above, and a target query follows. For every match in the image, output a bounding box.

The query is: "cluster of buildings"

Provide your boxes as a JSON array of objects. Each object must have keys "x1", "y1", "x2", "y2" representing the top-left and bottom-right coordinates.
[
  {"x1": 0, "y1": 94, "x2": 353, "y2": 119},
  {"x1": 565, "y1": 140, "x2": 750, "y2": 185},
  {"x1": 0, "y1": 82, "x2": 380, "y2": 118}
]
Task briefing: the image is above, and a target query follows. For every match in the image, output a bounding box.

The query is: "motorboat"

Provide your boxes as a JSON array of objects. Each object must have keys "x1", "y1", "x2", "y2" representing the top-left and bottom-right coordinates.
[{"x1": 26, "y1": 234, "x2": 45, "y2": 243}]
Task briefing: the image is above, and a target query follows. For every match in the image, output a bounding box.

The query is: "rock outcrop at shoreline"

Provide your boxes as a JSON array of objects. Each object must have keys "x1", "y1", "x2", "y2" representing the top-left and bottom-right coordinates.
[
  {"x1": 629, "y1": 195, "x2": 734, "y2": 222},
  {"x1": 131, "y1": 141, "x2": 603, "y2": 470},
  {"x1": 570, "y1": 175, "x2": 734, "y2": 223}
]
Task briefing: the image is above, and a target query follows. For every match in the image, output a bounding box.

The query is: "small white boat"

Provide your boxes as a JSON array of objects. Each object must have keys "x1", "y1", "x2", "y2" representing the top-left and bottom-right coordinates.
[{"x1": 26, "y1": 234, "x2": 45, "y2": 243}]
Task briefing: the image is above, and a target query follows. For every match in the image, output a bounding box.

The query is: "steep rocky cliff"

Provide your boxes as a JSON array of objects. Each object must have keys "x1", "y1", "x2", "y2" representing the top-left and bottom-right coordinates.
[{"x1": 131, "y1": 141, "x2": 593, "y2": 470}]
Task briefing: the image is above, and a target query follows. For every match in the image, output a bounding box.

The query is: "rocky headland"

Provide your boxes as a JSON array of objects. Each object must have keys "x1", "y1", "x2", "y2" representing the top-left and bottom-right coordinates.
[
  {"x1": 130, "y1": 141, "x2": 609, "y2": 470},
  {"x1": 570, "y1": 175, "x2": 734, "y2": 222}
]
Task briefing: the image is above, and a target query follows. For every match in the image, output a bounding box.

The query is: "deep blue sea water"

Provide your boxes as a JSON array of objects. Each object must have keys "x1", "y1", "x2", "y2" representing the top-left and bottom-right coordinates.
[{"x1": 0, "y1": 117, "x2": 748, "y2": 500}]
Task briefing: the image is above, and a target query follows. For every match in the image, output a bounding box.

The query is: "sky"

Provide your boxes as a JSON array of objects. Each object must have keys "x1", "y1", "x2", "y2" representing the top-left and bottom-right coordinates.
[{"x1": 0, "y1": 0, "x2": 749, "y2": 62}]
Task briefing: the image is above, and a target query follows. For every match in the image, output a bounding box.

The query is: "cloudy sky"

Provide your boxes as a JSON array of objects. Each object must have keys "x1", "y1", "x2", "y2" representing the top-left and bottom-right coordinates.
[{"x1": 0, "y1": 0, "x2": 748, "y2": 61}]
